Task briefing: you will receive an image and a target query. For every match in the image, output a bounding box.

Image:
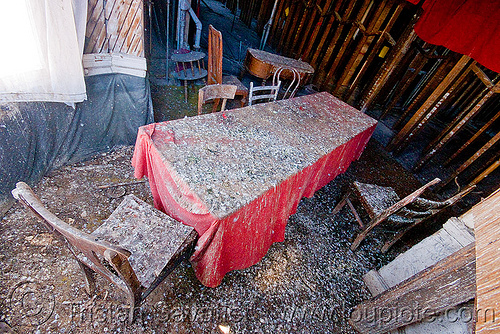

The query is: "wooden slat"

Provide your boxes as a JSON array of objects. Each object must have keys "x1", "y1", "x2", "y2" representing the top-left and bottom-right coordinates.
[
  {"x1": 440, "y1": 130, "x2": 500, "y2": 190},
  {"x1": 349, "y1": 243, "x2": 476, "y2": 334},
  {"x1": 377, "y1": 44, "x2": 431, "y2": 118},
  {"x1": 289, "y1": 0, "x2": 315, "y2": 57},
  {"x1": 307, "y1": 0, "x2": 345, "y2": 68},
  {"x1": 416, "y1": 79, "x2": 500, "y2": 172},
  {"x1": 332, "y1": 0, "x2": 394, "y2": 96},
  {"x1": 445, "y1": 109, "x2": 500, "y2": 166},
  {"x1": 269, "y1": 0, "x2": 290, "y2": 47},
  {"x1": 297, "y1": 0, "x2": 332, "y2": 58},
  {"x1": 277, "y1": 0, "x2": 300, "y2": 53},
  {"x1": 387, "y1": 55, "x2": 472, "y2": 153},
  {"x1": 300, "y1": 0, "x2": 336, "y2": 60},
  {"x1": 316, "y1": 0, "x2": 371, "y2": 87},
  {"x1": 344, "y1": 2, "x2": 404, "y2": 101},
  {"x1": 460, "y1": 189, "x2": 500, "y2": 333},
  {"x1": 85, "y1": 0, "x2": 105, "y2": 53}
]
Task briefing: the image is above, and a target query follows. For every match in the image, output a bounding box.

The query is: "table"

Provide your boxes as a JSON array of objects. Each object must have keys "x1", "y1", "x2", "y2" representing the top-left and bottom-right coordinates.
[
  {"x1": 243, "y1": 48, "x2": 315, "y2": 83},
  {"x1": 171, "y1": 51, "x2": 207, "y2": 102},
  {"x1": 132, "y1": 92, "x2": 377, "y2": 287}
]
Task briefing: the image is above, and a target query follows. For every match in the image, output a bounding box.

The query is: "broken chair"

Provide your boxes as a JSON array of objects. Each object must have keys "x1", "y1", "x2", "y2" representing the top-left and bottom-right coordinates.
[
  {"x1": 12, "y1": 182, "x2": 198, "y2": 324},
  {"x1": 207, "y1": 24, "x2": 248, "y2": 108},
  {"x1": 332, "y1": 178, "x2": 474, "y2": 253},
  {"x1": 197, "y1": 84, "x2": 237, "y2": 115}
]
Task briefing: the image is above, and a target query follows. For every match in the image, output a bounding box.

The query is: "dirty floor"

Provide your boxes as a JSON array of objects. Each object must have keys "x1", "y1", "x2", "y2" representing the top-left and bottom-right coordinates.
[{"x1": 0, "y1": 138, "x2": 439, "y2": 334}]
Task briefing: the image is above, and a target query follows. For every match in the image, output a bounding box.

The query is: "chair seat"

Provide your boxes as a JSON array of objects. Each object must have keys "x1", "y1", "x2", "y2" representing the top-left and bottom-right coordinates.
[
  {"x1": 92, "y1": 194, "x2": 196, "y2": 289},
  {"x1": 222, "y1": 75, "x2": 248, "y2": 94},
  {"x1": 353, "y1": 181, "x2": 400, "y2": 218}
]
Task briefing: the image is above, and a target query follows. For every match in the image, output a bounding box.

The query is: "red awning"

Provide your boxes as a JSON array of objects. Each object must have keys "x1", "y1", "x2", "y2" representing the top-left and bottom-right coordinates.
[{"x1": 408, "y1": 0, "x2": 500, "y2": 73}]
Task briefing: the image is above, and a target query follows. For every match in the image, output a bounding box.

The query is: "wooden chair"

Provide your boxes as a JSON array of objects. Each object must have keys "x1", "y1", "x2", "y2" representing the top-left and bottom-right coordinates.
[
  {"x1": 208, "y1": 24, "x2": 248, "y2": 107},
  {"x1": 332, "y1": 178, "x2": 474, "y2": 253},
  {"x1": 11, "y1": 182, "x2": 198, "y2": 324},
  {"x1": 248, "y1": 81, "x2": 281, "y2": 106},
  {"x1": 197, "y1": 84, "x2": 237, "y2": 115}
]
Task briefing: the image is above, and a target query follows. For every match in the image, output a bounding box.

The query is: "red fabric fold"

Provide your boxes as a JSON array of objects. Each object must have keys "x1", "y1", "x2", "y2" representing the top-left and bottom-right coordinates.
[{"x1": 407, "y1": 0, "x2": 500, "y2": 73}]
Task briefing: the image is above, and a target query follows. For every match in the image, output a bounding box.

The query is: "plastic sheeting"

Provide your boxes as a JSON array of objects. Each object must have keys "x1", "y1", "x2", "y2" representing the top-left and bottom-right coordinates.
[{"x1": 0, "y1": 73, "x2": 153, "y2": 216}]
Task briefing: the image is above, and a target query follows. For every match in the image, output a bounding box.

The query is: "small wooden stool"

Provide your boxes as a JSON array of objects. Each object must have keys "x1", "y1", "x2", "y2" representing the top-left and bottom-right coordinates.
[{"x1": 171, "y1": 51, "x2": 208, "y2": 103}]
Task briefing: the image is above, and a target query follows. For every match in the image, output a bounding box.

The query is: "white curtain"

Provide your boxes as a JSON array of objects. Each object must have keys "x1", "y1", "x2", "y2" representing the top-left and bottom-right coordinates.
[{"x1": 0, "y1": 0, "x2": 87, "y2": 103}]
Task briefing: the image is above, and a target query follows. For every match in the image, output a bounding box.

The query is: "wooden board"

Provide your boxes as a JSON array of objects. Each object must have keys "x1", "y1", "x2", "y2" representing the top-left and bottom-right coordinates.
[
  {"x1": 462, "y1": 189, "x2": 500, "y2": 333},
  {"x1": 85, "y1": 0, "x2": 144, "y2": 57}
]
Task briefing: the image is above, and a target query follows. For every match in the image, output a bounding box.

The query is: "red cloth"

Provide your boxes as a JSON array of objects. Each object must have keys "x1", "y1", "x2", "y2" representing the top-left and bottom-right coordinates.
[
  {"x1": 132, "y1": 94, "x2": 376, "y2": 287},
  {"x1": 408, "y1": 0, "x2": 500, "y2": 73}
]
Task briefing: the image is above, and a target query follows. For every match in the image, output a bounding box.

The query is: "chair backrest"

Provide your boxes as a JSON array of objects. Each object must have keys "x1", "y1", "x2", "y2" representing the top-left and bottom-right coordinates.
[
  {"x1": 198, "y1": 84, "x2": 237, "y2": 115},
  {"x1": 208, "y1": 24, "x2": 223, "y2": 85},
  {"x1": 11, "y1": 182, "x2": 138, "y2": 296},
  {"x1": 248, "y1": 81, "x2": 281, "y2": 106},
  {"x1": 272, "y1": 67, "x2": 301, "y2": 99}
]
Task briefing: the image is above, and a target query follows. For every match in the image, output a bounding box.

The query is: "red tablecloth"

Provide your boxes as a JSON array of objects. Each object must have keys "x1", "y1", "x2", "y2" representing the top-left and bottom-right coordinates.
[{"x1": 132, "y1": 92, "x2": 377, "y2": 287}]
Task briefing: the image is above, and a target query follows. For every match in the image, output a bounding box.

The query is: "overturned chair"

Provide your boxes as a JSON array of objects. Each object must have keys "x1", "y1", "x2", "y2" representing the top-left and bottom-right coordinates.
[
  {"x1": 332, "y1": 178, "x2": 474, "y2": 253},
  {"x1": 11, "y1": 182, "x2": 198, "y2": 323}
]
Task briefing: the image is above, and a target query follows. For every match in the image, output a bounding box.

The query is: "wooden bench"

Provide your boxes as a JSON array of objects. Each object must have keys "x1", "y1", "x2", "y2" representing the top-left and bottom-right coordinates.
[{"x1": 11, "y1": 182, "x2": 197, "y2": 323}]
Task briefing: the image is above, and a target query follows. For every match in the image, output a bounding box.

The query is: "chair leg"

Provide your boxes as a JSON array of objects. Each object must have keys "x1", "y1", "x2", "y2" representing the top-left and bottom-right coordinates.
[
  {"x1": 380, "y1": 218, "x2": 423, "y2": 253},
  {"x1": 77, "y1": 260, "x2": 96, "y2": 296},
  {"x1": 351, "y1": 218, "x2": 380, "y2": 251},
  {"x1": 346, "y1": 198, "x2": 364, "y2": 228},
  {"x1": 332, "y1": 191, "x2": 350, "y2": 216}
]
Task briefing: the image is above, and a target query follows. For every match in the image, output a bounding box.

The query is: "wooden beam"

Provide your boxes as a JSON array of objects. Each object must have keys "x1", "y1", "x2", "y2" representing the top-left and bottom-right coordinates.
[
  {"x1": 377, "y1": 45, "x2": 434, "y2": 118},
  {"x1": 440, "y1": 130, "x2": 500, "y2": 189},
  {"x1": 460, "y1": 189, "x2": 500, "y2": 333},
  {"x1": 345, "y1": 3, "x2": 404, "y2": 101},
  {"x1": 445, "y1": 109, "x2": 500, "y2": 166},
  {"x1": 349, "y1": 243, "x2": 476, "y2": 334},
  {"x1": 387, "y1": 55, "x2": 472, "y2": 153},
  {"x1": 316, "y1": 0, "x2": 372, "y2": 88},
  {"x1": 465, "y1": 155, "x2": 500, "y2": 190},
  {"x1": 335, "y1": 0, "x2": 398, "y2": 98},
  {"x1": 472, "y1": 64, "x2": 494, "y2": 90}
]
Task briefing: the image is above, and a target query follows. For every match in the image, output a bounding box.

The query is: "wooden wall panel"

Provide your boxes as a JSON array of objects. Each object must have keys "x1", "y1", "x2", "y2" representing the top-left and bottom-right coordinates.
[
  {"x1": 460, "y1": 189, "x2": 500, "y2": 333},
  {"x1": 85, "y1": 0, "x2": 145, "y2": 57}
]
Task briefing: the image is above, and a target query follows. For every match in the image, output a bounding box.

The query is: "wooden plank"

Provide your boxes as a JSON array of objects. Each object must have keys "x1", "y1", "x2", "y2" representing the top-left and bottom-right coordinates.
[
  {"x1": 281, "y1": 0, "x2": 305, "y2": 56},
  {"x1": 109, "y1": 0, "x2": 135, "y2": 52},
  {"x1": 277, "y1": 0, "x2": 300, "y2": 53},
  {"x1": 440, "y1": 130, "x2": 500, "y2": 189},
  {"x1": 288, "y1": 0, "x2": 313, "y2": 56},
  {"x1": 393, "y1": 60, "x2": 473, "y2": 156},
  {"x1": 269, "y1": 0, "x2": 289, "y2": 47},
  {"x1": 387, "y1": 55, "x2": 472, "y2": 153},
  {"x1": 307, "y1": 0, "x2": 345, "y2": 68},
  {"x1": 465, "y1": 154, "x2": 500, "y2": 190},
  {"x1": 462, "y1": 189, "x2": 500, "y2": 334},
  {"x1": 349, "y1": 243, "x2": 476, "y2": 334},
  {"x1": 344, "y1": 2, "x2": 404, "y2": 101},
  {"x1": 445, "y1": 109, "x2": 500, "y2": 166},
  {"x1": 378, "y1": 45, "x2": 431, "y2": 119},
  {"x1": 300, "y1": 0, "x2": 335, "y2": 59},
  {"x1": 85, "y1": 0, "x2": 105, "y2": 53},
  {"x1": 472, "y1": 64, "x2": 494, "y2": 89},
  {"x1": 119, "y1": 3, "x2": 144, "y2": 56},
  {"x1": 297, "y1": 0, "x2": 332, "y2": 58},
  {"x1": 316, "y1": 0, "x2": 372, "y2": 88},
  {"x1": 332, "y1": 0, "x2": 395, "y2": 96},
  {"x1": 416, "y1": 79, "x2": 500, "y2": 172},
  {"x1": 115, "y1": 0, "x2": 142, "y2": 54}
]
